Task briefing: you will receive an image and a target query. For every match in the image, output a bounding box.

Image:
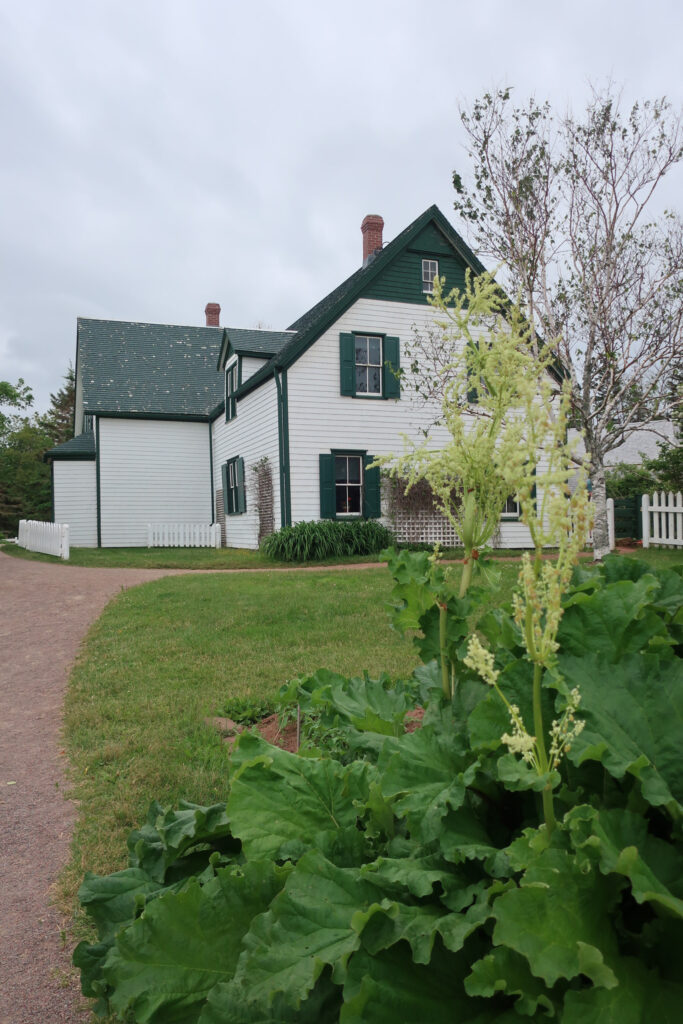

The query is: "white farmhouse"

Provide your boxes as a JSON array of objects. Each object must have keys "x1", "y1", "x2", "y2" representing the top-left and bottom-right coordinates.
[{"x1": 46, "y1": 205, "x2": 547, "y2": 549}]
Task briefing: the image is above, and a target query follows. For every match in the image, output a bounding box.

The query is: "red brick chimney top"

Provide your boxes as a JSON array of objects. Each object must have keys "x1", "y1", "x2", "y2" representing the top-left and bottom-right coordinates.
[
  {"x1": 361, "y1": 214, "x2": 384, "y2": 265},
  {"x1": 205, "y1": 302, "x2": 221, "y2": 327}
]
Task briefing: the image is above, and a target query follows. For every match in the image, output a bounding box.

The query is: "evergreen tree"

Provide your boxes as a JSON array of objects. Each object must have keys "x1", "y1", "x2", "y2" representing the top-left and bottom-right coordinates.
[{"x1": 39, "y1": 364, "x2": 75, "y2": 446}]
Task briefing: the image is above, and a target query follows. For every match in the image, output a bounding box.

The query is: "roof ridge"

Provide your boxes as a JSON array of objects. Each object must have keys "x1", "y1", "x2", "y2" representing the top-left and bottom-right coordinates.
[{"x1": 77, "y1": 316, "x2": 222, "y2": 331}]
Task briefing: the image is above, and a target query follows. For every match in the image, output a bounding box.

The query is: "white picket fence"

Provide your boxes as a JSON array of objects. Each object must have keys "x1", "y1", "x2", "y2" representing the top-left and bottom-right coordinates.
[
  {"x1": 642, "y1": 492, "x2": 683, "y2": 548},
  {"x1": 147, "y1": 523, "x2": 222, "y2": 548},
  {"x1": 18, "y1": 519, "x2": 70, "y2": 559}
]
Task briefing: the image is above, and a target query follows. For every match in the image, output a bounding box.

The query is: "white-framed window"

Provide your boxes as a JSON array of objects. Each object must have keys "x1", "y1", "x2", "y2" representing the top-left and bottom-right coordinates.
[
  {"x1": 501, "y1": 497, "x2": 521, "y2": 519},
  {"x1": 225, "y1": 361, "x2": 238, "y2": 421},
  {"x1": 83, "y1": 414, "x2": 93, "y2": 433},
  {"x1": 224, "y1": 456, "x2": 246, "y2": 515},
  {"x1": 339, "y1": 333, "x2": 400, "y2": 400},
  {"x1": 422, "y1": 259, "x2": 438, "y2": 293},
  {"x1": 334, "y1": 454, "x2": 363, "y2": 516},
  {"x1": 354, "y1": 335, "x2": 383, "y2": 395}
]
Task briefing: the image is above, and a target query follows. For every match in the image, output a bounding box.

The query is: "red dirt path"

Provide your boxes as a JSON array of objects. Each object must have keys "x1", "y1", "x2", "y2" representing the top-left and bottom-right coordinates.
[{"x1": 0, "y1": 553, "x2": 191, "y2": 1024}]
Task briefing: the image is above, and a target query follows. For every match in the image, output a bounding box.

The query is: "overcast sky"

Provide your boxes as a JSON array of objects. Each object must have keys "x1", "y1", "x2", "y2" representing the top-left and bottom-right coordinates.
[{"x1": 1, "y1": 0, "x2": 682, "y2": 414}]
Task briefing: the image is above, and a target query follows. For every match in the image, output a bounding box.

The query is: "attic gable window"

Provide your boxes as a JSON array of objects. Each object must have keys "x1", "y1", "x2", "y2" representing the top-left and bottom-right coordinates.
[{"x1": 422, "y1": 259, "x2": 438, "y2": 293}]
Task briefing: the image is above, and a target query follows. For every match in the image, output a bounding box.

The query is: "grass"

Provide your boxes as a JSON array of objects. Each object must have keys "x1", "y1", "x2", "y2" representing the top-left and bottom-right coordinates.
[{"x1": 0, "y1": 539, "x2": 624, "y2": 570}]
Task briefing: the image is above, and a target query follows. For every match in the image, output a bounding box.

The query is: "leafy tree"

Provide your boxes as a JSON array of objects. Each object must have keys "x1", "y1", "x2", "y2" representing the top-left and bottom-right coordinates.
[
  {"x1": 0, "y1": 374, "x2": 70, "y2": 534},
  {"x1": 0, "y1": 378, "x2": 34, "y2": 439},
  {"x1": 451, "y1": 85, "x2": 683, "y2": 557}
]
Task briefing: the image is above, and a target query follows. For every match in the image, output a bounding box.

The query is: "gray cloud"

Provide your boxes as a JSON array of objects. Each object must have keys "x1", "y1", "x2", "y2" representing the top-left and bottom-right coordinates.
[{"x1": 1, "y1": 0, "x2": 681, "y2": 410}]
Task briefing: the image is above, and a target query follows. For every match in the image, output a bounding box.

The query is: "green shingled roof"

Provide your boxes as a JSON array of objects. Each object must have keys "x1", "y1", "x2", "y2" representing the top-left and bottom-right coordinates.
[
  {"x1": 216, "y1": 328, "x2": 295, "y2": 369},
  {"x1": 45, "y1": 431, "x2": 96, "y2": 460},
  {"x1": 77, "y1": 318, "x2": 225, "y2": 418}
]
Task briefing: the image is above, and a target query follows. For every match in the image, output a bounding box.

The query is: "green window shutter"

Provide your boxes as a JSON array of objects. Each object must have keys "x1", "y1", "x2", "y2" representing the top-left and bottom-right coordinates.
[
  {"x1": 221, "y1": 462, "x2": 229, "y2": 513},
  {"x1": 319, "y1": 454, "x2": 335, "y2": 518},
  {"x1": 340, "y1": 334, "x2": 355, "y2": 396},
  {"x1": 237, "y1": 457, "x2": 247, "y2": 514},
  {"x1": 363, "y1": 456, "x2": 381, "y2": 518},
  {"x1": 383, "y1": 336, "x2": 400, "y2": 399}
]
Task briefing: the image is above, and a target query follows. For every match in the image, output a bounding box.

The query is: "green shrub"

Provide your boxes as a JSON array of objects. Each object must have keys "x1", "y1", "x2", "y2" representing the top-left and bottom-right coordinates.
[
  {"x1": 605, "y1": 462, "x2": 658, "y2": 498},
  {"x1": 605, "y1": 442, "x2": 682, "y2": 498},
  {"x1": 260, "y1": 519, "x2": 393, "y2": 562}
]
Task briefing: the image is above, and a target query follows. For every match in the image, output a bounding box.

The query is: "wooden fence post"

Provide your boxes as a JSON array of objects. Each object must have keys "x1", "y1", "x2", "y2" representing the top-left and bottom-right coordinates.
[{"x1": 641, "y1": 494, "x2": 650, "y2": 548}]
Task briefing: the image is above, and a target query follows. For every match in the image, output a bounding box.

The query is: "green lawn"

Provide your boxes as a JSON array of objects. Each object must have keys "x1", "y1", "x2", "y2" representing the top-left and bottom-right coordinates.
[
  {"x1": 0, "y1": 539, "x2": 600, "y2": 570},
  {"x1": 62, "y1": 567, "x2": 487, "y2": 895}
]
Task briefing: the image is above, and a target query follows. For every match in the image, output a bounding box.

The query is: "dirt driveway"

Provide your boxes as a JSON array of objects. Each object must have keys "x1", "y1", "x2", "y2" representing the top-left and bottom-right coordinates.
[{"x1": 0, "y1": 552, "x2": 191, "y2": 1024}]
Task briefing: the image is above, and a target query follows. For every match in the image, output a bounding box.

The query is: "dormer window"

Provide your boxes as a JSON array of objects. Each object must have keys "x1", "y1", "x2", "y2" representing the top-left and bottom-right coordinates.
[
  {"x1": 422, "y1": 259, "x2": 438, "y2": 294},
  {"x1": 225, "y1": 361, "x2": 238, "y2": 421}
]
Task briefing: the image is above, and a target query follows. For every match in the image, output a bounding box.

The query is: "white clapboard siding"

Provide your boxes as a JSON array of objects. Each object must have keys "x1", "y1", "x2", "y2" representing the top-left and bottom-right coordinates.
[
  {"x1": 18, "y1": 520, "x2": 69, "y2": 559},
  {"x1": 99, "y1": 419, "x2": 213, "y2": 547},
  {"x1": 212, "y1": 376, "x2": 280, "y2": 549},
  {"x1": 286, "y1": 297, "x2": 540, "y2": 548},
  {"x1": 241, "y1": 356, "x2": 269, "y2": 382},
  {"x1": 642, "y1": 491, "x2": 683, "y2": 547},
  {"x1": 53, "y1": 460, "x2": 97, "y2": 546},
  {"x1": 147, "y1": 523, "x2": 221, "y2": 548}
]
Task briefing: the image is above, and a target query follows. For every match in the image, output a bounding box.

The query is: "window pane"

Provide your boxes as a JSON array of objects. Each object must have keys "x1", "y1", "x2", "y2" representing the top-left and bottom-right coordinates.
[
  {"x1": 336, "y1": 487, "x2": 348, "y2": 514},
  {"x1": 355, "y1": 338, "x2": 367, "y2": 363},
  {"x1": 356, "y1": 367, "x2": 367, "y2": 393},
  {"x1": 369, "y1": 367, "x2": 381, "y2": 393},
  {"x1": 368, "y1": 337, "x2": 381, "y2": 364},
  {"x1": 335, "y1": 456, "x2": 348, "y2": 483},
  {"x1": 348, "y1": 457, "x2": 361, "y2": 483},
  {"x1": 347, "y1": 487, "x2": 361, "y2": 514}
]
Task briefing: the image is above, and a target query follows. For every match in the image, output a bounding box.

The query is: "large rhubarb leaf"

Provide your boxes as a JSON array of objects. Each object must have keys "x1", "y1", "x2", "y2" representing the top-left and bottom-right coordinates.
[
  {"x1": 231, "y1": 851, "x2": 386, "y2": 1007},
  {"x1": 103, "y1": 861, "x2": 289, "y2": 1024},
  {"x1": 562, "y1": 956, "x2": 683, "y2": 1023},
  {"x1": 567, "y1": 805, "x2": 683, "y2": 918},
  {"x1": 340, "y1": 945, "x2": 514, "y2": 1024},
  {"x1": 558, "y1": 650, "x2": 683, "y2": 812},
  {"x1": 491, "y1": 848, "x2": 620, "y2": 988},
  {"x1": 227, "y1": 732, "x2": 374, "y2": 860},
  {"x1": 558, "y1": 575, "x2": 668, "y2": 660},
  {"x1": 198, "y1": 973, "x2": 342, "y2": 1024},
  {"x1": 77, "y1": 867, "x2": 163, "y2": 943},
  {"x1": 377, "y1": 725, "x2": 478, "y2": 843},
  {"x1": 465, "y1": 946, "x2": 557, "y2": 1016},
  {"x1": 127, "y1": 800, "x2": 235, "y2": 882}
]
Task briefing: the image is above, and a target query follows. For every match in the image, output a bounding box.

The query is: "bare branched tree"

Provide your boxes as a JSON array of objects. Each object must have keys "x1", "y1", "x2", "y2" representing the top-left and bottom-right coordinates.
[{"x1": 450, "y1": 85, "x2": 683, "y2": 558}]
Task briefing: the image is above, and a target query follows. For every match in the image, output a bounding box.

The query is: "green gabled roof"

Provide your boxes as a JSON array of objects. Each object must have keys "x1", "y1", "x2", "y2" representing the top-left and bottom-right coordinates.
[
  {"x1": 216, "y1": 328, "x2": 295, "y2": 370},
  {"x1": 44, "y1": 431, "x2": 96, "y2": 461},
  {"x1": 237, "y1": 205, "x2": 488, "y2": 399},
  {"x1": 77, "y1": 318, "x2": 225, "y2": 418}
]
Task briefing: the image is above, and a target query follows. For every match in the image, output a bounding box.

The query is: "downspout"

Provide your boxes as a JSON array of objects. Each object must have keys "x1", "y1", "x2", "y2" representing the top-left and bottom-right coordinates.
[
  {"x1": 95, "y1": 417, "x2": 102, "y2": 548},
  {"x1": 273, "y1": 368, "x2": 291, "y2": 528},
  {"x1": 208, "y1": 421, "x2": 215, "y2": 522}
]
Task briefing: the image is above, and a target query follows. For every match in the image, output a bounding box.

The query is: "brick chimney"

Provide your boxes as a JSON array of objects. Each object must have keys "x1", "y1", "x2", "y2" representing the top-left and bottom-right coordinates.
[
  {"x1": 361, "y1": 214, "x2": 384, "y2": 266},
  {"x1": 205, "y1": 302, "x2": 221, "y2": 327}
]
